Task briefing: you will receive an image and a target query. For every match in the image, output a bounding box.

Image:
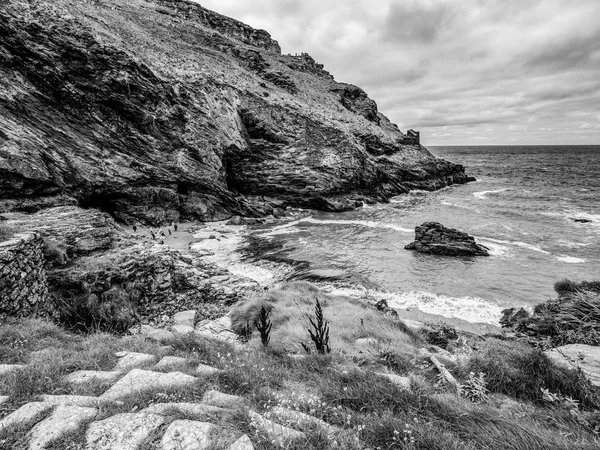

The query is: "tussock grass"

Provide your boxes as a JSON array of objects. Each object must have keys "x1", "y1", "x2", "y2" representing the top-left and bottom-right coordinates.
[
  {"x1": 467, "y1": 338, "x2": 600, "y2": 410},
  {"x1": 0, "y1": 224, "x2": 15, "y2": 241},
  {"x1": 231, "y1": 282, "x2": 422, "y2": 357}
]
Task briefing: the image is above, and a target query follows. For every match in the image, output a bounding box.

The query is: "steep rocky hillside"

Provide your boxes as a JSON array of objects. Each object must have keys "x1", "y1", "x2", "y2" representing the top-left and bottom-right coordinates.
[{"x1": 0, "y1": 0, "x2": 473, "y2": 225}]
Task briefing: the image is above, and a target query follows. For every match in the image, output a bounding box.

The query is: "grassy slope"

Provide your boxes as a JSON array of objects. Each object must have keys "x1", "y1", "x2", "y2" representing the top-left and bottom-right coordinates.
[{"x1": 2, "y1": 284, "x2": 599, "y2": 449}]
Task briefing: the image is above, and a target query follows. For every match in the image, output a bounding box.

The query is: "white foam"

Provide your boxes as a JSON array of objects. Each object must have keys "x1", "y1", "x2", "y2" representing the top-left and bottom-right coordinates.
[
  {"x1": 322, "y1": 285, "x2": 504, "y2": 325},
  {"x1": 557, "y1": 256, "x2": 587, "y2": 264},
  {"x1": 266, "y1": 217, "x2": 414, "y2": 233},
  {"x1": 478, "y1": 237, "x2": 550, "y2": 254},
  {"x1": 473, "y1": 188, "x2": 510, "y2": 199},
  {"x1": 481, "y1": 242, "x2": 510, "y2": 257}
]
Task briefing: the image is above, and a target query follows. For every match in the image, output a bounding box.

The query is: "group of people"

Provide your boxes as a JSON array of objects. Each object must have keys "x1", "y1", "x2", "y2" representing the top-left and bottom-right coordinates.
[{"x1": 132, "y1": 222, "x2": 179, "y2": 244}]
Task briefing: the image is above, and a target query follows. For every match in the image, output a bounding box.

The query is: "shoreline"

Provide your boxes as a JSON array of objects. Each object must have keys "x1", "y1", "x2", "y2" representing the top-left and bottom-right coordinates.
[{"x1": 120, "y1": 219, "x2": 504, "y2": 336}]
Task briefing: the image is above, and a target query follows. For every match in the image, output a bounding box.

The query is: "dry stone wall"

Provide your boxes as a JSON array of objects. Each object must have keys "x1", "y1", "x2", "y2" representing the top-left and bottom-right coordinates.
[{"x1": 0, "y1": 232, "x2": 49, "y2": 319}]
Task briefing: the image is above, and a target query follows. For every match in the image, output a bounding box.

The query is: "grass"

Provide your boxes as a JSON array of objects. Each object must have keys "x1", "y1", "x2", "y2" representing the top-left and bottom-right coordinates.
[
  {"x1": 1, "y1": 282, "x2": 600, "y2": 449},
  {"x1": 516, "y1": 280, "x2": 600, "y2": 346}
]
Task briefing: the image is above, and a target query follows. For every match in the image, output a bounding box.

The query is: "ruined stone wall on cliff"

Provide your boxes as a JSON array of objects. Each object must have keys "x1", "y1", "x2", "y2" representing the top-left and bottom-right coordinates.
[{"x1": 0, "y1": 232, "x2": 49, "y2": 319}]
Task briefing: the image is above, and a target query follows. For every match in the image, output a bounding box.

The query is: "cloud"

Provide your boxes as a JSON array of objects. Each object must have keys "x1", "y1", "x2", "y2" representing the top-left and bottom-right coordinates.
[{"x1": 197, "y1": 0, "x2": 600, "y2": 145}]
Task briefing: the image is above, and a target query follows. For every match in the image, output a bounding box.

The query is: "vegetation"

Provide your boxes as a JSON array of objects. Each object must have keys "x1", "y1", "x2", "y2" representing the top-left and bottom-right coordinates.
[
  {"x1": 0, "y1": 223, "x2": 15, "y2": 241},
  {"x1": 302, "y1": 299, "x2": 331, "y2": 355},
  {"x1": 254, "y1": 306, "x2": 273, "y2": 347},
  {"x1": 516, "y1": 279, "x2": 600, "y2": 346}
]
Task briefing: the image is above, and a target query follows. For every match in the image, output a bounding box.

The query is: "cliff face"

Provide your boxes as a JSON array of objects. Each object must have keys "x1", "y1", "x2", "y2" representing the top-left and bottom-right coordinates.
[{"x1": 0, "y1": 0, "x2": 473, "y2": 225}]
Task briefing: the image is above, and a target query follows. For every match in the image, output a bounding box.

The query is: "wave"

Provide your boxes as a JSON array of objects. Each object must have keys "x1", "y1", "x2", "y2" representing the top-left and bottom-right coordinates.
[
  {"x1": 262, "y1": 217, "x2": 414, "y2": 234},
  {"x1": 440, "y1": 201, "x2": 477, "y2": 211},
  {"x1": 556, "y1": 256, "x2": 587, "y2": 264},
  {"x1": 478, "y1": 237, "x2": 550, "y2": 254},
  {"x1": 473, "y1": 188, "x2": 510, "y2": 199},
  {"x1": 322, "y1": 285, "x2": 505, "y2": 325}
]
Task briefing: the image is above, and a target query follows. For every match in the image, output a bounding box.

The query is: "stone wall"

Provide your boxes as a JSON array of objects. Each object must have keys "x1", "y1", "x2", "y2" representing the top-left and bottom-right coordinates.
[{"x1": 0, "y1": 232, "x2": 49, "y2": 319}]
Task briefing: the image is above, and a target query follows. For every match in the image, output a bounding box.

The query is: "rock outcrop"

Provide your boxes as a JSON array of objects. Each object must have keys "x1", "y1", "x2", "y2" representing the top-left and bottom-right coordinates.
[
  {"x1": 5, "y1": 206, "x2": 254, "y2": 330},
  {"x1": 545, "y1": 344, "x2": 600, "y2": 387},
  {"x1": 405, "y1": 222, "x2": 490, "y2": 257},
  {"x1": 0, "y1": 0, "x2": 473, "y2": 225}
]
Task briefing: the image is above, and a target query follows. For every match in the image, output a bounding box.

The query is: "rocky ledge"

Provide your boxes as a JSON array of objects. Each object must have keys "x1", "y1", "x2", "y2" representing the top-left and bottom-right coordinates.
[
  {"x1": 405, "y1": 222, "x2": 490, "y2": 257},
  {"x1": 0, "y1": 0, "x2": 473, "y2": 225}
]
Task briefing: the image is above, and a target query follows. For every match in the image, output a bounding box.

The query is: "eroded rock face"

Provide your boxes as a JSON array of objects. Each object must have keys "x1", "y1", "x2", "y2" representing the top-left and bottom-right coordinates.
[
  {"x1": 6, "y1": 206, "x2": 250, "y2": 330},
  {"x1": 405, "y1": 222, "x2": 490, "y2": 257},
  {"x1": 0, "y1": 0, "x2": 473, "y2": 225}
]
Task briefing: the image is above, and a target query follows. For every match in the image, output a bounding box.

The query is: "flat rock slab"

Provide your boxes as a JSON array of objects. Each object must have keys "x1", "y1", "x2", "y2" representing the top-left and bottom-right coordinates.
[
  {"x1": 141, "y1": 325, "x2": 176, "y2": 342},
  {"x1": 41, "y1": 395, "x2": 113, "y2": 407},
  {"x1": 113, "y1": 352, "x2": 156, "y2": 372},
  {"x1": 100, "y1": 369, "x2": 197, "y2": 401},
  {"x1": 202, "y1": 390, "x2": 244, "y2": 409},
  {"x1": 161, "y1": 419, "x2": 214, "y2": 450},
  {"x1": 196, "y1": 363, "x2": 220, "y2": 377},
  {"x1": 0, "y1": 364, "x2": 25, "y2": 376},
  {"x1": 173, "y1": 310, "x2": 196, "y2": 328},
  {"x1": 249, "y1": 411, "x2": 305, "y2": 446},
  {"x1": 64, "y1": 370, "x2": 121, "y2": 385},
  {"x1": 229, "y1": 434, "x2": 255, "y2": 450},
  {"x1": 0, "y1": 402, "x2": 53, "y2": 430},
  {"x1": 143, "y1": 402, "x2": 225, "y2": 417},
  {"x1": 546, "y1": 344, "x2": 600, "y2": 386},
  {"x1": 270, "y1": 406, "x2": 340, "y2": 438},
  {"x1": 195, "y1": 316, "x2": 239, "y2": 345},
  {"x1": 155, "y1": 356, "x2": 188, "y2": 371},
  {"x1": 86, "y1": 412, "x2": 165, "y2": 450},
  {"x1": 376, "y1": 372, "x2": 411, "y2": 390},
  {"x1": 172, "y1": 325, "x2": 195, "y2": 335},
  {"x1": 28, "y1": 405, "x2": 97, "y2": 450}
]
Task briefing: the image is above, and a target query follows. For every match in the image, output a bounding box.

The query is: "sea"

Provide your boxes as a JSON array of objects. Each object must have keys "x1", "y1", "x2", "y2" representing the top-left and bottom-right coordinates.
[{"x1": 197, "y1": 146, "x2": 600, "y2": 326}]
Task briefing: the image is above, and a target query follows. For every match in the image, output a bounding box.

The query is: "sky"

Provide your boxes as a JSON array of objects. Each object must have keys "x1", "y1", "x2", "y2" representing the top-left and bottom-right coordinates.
[{"x1": 197, "y1": 0, "x2": 600, "y2": 146}]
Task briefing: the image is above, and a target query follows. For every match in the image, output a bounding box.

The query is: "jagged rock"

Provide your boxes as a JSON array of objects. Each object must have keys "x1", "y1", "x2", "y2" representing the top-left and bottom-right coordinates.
[
  {"x1": 64, "y1": 370, "x2": 121, "y2": 385},
  {"x1": 154, "y1": 356, "x2": 188, "y2": 371},
  {"x1": 0, "y1": 402, "x2": 53, "y2": 430},
  {"x1": 229, "y1": 434, "x2": 255, "y2": 450},
  {"x1": 270, "y1": 406, "x2": 341, "y2": 438},
  {"x1": 28, "y1": 405, "x2": 97, "y2": 450},
  {"x1": 142, "y1": 403, "x2": 225, "y2": 417},
  {"x1": 249, "y1": 411, "x2": 305, "y2": 445},
  {"x1": 86, "y1": 413, "x2": 165, "y2": 450},
  {"x1": 545, "y1": 344, "x2": 600, "y2": 386},
  {"x1": 202, "y1": 390, "x2": 245, "y2": 409},
  {"x1": 0, "y1": 0, "x2": 472, "y2": 225},
  {"x1": 160, "y1": 420, "x2": 215, "y2": 450},
  {"x1": 405, "y1": 222, "x2": 490, "y2": 257},
  {"x1": 100, "y1": 369, "x2": 197, "y2": 401},
  {"x1": 173, "y1": 310, "x2": 196, "y2": 328},
  {"x1": 195, "y1": 315, "x2": 239, "y2": 345},
  {"x1": 113, "y1": 352, "x2": 156, "y2": 372},
  {"x1": 376, "y1": 373, "x2": 411, "y2": 390},
  {"x1": 0, "y1": 396, "x2": 8, "y2": 405},
  {"x1": 499, "y1": 307, "x2": 530, "y2": 328},
  {"x1": 196, "y1": 364, "x2": 221, "y2": 377},
  {"x1": 0, "y1": 364, "x2": 24, "y2": 376}
]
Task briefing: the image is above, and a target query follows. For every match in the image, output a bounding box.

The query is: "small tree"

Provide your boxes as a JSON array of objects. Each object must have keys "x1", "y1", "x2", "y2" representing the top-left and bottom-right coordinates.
[
  {"x1": 254, "y1": 306, "x2": 272, "y2": 347},
  {"x1": 302, "y1": 299, "x2": 331, "y2": 354}
]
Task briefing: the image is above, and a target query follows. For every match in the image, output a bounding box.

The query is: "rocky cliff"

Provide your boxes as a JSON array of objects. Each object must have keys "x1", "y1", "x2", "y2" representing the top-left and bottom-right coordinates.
[{"x1": 0, "y1": 0, "x2": 473, "y2": 225}]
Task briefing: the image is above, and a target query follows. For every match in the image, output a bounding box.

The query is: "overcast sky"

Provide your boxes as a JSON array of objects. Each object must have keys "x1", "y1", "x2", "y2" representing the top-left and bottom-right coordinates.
[{"x1": 198, "y1": 0, "x2": 600, "y2": 146}]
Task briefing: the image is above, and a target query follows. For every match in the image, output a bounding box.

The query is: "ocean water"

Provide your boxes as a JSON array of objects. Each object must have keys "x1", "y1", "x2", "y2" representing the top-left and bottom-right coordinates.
[{"x1": 240, "y1": 146, "x2": 600, "y2": 325}]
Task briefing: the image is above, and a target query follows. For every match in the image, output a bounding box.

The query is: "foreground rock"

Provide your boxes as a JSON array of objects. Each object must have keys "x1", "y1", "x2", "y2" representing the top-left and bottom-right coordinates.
[
  {"x1": 405, "y1": 222, "x2": 490, "y2": 257},
  {"x1": 545, "y1": 344, "x2": 600, "y2": 386},
  {"x1": 0, "y1": 0, "x2": 472, "y2": 224},
  {"x1": 86, "y1": 413, "x2": 165, "y2": 450}
]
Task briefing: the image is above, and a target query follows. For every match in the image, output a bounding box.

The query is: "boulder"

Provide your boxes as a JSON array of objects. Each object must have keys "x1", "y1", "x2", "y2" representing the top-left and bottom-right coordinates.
[
  {"x1": 545, "y1": 344, "x2": 600, "y2": 386},
  {"x1": 405, "y1": 222, "x2": 490, "y2": 257},
  {"x1": 499, "y1": 307, "x2": 530, "y2": 328}
]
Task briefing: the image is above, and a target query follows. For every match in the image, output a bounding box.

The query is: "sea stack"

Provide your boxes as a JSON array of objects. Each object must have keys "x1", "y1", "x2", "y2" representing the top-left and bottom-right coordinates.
[{"x1": 405, "y1": 222, "x2": 490, "y2": 257}]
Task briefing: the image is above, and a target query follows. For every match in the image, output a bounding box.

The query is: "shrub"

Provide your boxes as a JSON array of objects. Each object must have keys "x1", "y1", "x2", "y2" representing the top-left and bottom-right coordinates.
[
  {"x1": 460, "y1": 372, "x2": 489, "y2": 403},
  {"x1": 254, "y1": 306, "x2": 272, "y2": 347},
  {"x1": 419, "y1": 321, "x2": 458, "y2": 349},
  {"x1": 468, "y1": 338, "x2": 600, "y2": 410},
  {"x1": 302, "y1": 299, "x2": 330, "y2": 355}
]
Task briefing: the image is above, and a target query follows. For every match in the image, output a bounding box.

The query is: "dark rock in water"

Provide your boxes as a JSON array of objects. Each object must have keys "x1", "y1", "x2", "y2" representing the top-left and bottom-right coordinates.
[
  {"x1": 405, "y1": 222, "x2": 490, "y2": 257},
  {"x1": 272, "y1": 207, "x2": 286, "y2": 219},
  {"x1": 499, "y1": 307, "x2": 530, "y2": 328},
  {"x1": 226, "y1": 216, "x2": 264, "y2": 226},
  {"x1": 227, "y1": 216, "x2": 243, "y2": 226},
  {"x1": 572, "y1": 218, "x2": 592, "y2": 223},
  {"x1": 0, "y1": 0, "x2": 473, "y2": 225}
]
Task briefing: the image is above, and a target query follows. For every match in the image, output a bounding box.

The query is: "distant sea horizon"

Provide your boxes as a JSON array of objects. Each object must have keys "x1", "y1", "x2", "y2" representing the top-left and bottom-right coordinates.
[{"x1": 225, "y1": 144, "x2": 600, "y2": 325}]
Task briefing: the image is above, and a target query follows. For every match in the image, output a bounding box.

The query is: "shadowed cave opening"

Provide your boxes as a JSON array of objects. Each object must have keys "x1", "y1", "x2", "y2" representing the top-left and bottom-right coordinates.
[{"x1": 80, "y1": 192, "x2": 117, "y2": 215}]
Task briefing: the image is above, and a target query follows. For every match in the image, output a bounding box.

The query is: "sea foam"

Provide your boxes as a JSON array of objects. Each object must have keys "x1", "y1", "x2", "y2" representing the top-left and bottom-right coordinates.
[{"x1": 473, "y1": 188, "x2": 510, "y2": 199}]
